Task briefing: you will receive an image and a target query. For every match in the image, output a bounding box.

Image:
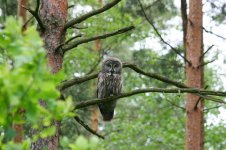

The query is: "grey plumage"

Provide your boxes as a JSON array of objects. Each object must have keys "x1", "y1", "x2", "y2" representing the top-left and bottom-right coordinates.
[{"x1": 97, "y1": 57, "x2": 122, "y2": 121}]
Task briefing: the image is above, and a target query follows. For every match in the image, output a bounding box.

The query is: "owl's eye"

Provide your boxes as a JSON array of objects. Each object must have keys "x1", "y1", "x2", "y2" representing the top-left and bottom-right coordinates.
[
  {"x1": 106, "y1": 63, "x2": 111, "y2": 67},
  {"x1": 114, "y1": 63, "x2": 119, "y2": 67}
]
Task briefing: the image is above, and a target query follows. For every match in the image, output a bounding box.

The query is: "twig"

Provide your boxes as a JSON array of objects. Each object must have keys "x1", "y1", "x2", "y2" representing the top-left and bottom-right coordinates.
[
  {"x1": 137, "y1": 0, "x2": 191, "y2": 66},
  {"x1": 63, "y1": 26, "x2": 135, "y2": 53},
  {"x1": 165, "y1": 98, "x2": 185, "y2": 110},
  {"x1": 71, "y1": 25, "x2": 88, "y2": 30},
  {"x1": 65, "y1": 0, "x2": 121, "y2": 29},
  {"x1": 68, "y1": 5, "x2": 75, "y2": 9},
  {"x1": 74, "y1": 88, "x2": 226, "y2": 110},
  {"x1": 21, "y1": 0, "x2": 45, "y2": 31},
  {"x1": 74, "y1": 116, "x2": 104, "y2": 139},
  {"x1": 200, "y1": 45, "x2": 214, "y2": 60},
  {"x1": 22, "y1": 16, "x2": 34, "y2": 30},
  {"x1": 204, "y1": 105, "x2": 222, "y2": 112},
  {"x1": 55, "y1": 34, "x2": 83, "y2": 52},
  {"x1": 203, "y1": 27, "x2": 226, "y2": 40},
  {"x1": 198, "y1": 59, "x2": 217, "y2": 68}
]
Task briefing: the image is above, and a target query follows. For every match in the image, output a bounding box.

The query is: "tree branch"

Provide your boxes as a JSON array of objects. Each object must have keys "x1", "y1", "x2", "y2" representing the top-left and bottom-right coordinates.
[
  {"x1": 64, "y1": 0, "x2": 121, "y2": 29},
  {"x1": 57, "y1": 62, "x2": 186, "y2": 92},
  {"x1": 137, "y1": 0, "x2": 191, "y2": 66},
  {"x1": 200, "y1": 45, "x2": 214, "y2": 60},
  {"x1": 58, "y1": 62, "x2": 225, "y2": 105},
  {"x1": 55, "y1": 34, "x2": 83, "y2": 52},
  {"x1": 62, "y1": 26, "x2": 135, "y2": 53},
  {"x1": 74, "y1": 116, "x2": 104, "y2": 139},
  {"x1": 165, "y1": 98, "x2": 185, "y2": 110},
  {"x1": 123, "y1": 63, "x2": 187, "y2": 88},
  {"x1": 203, "y1": 27, "x2": 226, "y2": 40},
  {"x1": 198, "y1": 59, "x2": 216, "y2": 68},
  {"x1": 22, "y1": 0, "x2": 45, "y2": 31},
  {"x1": 74, "y1": 88, "x2": 226, "y2": 110},
  {"x1": 57, "y1": 73, "x2": 99, "y2": 92}
]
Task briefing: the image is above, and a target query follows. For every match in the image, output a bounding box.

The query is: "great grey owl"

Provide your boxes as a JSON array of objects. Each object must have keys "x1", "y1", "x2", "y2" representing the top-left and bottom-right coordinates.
[{"x1": 97, "y1": 57, "x2": 122, "y2": 121}]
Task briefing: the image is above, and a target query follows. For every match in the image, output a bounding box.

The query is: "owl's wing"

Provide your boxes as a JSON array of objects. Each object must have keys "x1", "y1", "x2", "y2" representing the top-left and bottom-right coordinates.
[{"x1": 97, "y1": 73, "x2": 104, "y2": 98}]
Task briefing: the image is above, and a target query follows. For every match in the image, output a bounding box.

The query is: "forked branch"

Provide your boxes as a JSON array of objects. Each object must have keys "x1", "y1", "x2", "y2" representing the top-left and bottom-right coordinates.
[{"x1": 22, "y1": 0, "x2": 45, "y2": 31}]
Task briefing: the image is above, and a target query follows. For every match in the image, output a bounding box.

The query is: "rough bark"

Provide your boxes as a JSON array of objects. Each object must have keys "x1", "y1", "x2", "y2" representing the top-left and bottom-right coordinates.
[
  {"x1": 39, "y1": 1, "x2": 67, "y2": 147},
  {"x1": 185, "y1": 0, "x2": 204, "y2": 149},
  {"x1": 31, "y1": 0, "x2": 68, "y2": 149},
  {"x1": 39, "y1": 0, "x2": 68, "y2": 73},
  {"x1": 181, "y1": 0, "x2": 187, "y2": 50},
  {"x1": 13, "y1": 0, "x2": 28, "y2": 143}
]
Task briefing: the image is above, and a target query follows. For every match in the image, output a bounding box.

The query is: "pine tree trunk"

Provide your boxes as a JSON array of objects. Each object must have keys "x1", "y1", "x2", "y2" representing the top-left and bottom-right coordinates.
[
  {"x1": 90, "y1": 39, "x2": 101, "y2": 132},
  {"x1": 39, "y1": 0, "x2": 68, "y2": 74},
  {"x1": 185, "y1": 0, "x2": 204, "y2": 149},
  {"x1": 31, "y1": 0, "x2": 68, "y2": 149}
]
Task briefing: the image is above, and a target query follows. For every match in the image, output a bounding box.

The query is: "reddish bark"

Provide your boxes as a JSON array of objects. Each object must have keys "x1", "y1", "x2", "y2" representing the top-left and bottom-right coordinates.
[
  {"x1": 38, "y1": 0, "x2": 68, "y2": 149},
  {"x1": 185, "y1": 0, "x2": 204, "y2": 150},
  {"x1": 90, "y1": 106, "x2": 99, "y2": 132},
  {"x1": 17, "y1": 0, "x2": 27, "y2": 31},
  {"x1": 39, "y1": 0, "x2": 68, "y2": 73},
  {"x1": 90, "y1": 39, "x2": 101, "y2": 132}
]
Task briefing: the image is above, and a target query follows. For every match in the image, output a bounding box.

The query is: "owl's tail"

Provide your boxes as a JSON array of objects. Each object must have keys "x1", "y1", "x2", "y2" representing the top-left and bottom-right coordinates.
[{"x1": 98, "y1": 103, "x2": 115, "y2": 121}]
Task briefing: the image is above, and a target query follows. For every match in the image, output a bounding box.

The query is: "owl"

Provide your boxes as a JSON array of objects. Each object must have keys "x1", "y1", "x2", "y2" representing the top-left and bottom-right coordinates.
[{"x1": 97, "y1": 57, "x2": 122, "y2": 121}]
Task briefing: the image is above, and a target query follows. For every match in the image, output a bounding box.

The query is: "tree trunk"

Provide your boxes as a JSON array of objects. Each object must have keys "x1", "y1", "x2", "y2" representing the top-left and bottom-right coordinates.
[
  {"x1": 185, "y1": 0, "x2": 204, "y2": 150},
  {"x1": 181, "y1": 0, "x2": 187, "y2": 50},
  {"x1": 31, "y1": 0, "x2": 68, "y2": 149},
  {"x1": 39, "y1": 0, "x2": 67, "y2": 149},
  {"x1": 13, "y1": 0, "x2": 27, "y2": 143},
  {"x1": 90, "y1": 39, "x2": 101, "y2": 132},
  {"x1": 39, "y1": 0, "x2": 68, "y2": 73}
]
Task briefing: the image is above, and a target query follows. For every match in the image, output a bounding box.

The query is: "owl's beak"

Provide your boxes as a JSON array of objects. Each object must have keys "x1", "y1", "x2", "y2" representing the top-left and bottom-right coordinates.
[{"x1": 110, "y1": 70, "x2": 114, "y2": 74}]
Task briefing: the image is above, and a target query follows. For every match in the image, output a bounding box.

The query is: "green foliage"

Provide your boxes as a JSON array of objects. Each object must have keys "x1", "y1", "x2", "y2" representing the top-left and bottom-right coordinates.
[
  {"x1": 0, "y1": 17, "x2": 74, "y2": 148},
  {"x1": 61, "y1": 136, "x2": 99, "y2": 150}
]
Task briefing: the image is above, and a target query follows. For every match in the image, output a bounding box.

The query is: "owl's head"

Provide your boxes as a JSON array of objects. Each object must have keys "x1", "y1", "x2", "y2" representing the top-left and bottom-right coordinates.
[{"x1": 102, "y1": 57, "x2": 122, "y2": 75}]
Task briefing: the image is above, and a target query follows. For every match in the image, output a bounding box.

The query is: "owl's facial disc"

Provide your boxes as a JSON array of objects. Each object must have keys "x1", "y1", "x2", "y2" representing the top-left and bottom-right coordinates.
[{"x1": 104, "y1": 60, "x2": 121, "y2": 76}]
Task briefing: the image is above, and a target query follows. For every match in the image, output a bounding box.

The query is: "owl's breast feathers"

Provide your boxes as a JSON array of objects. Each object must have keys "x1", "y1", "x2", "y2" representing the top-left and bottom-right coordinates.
[{"x1": 97, "y1": 73, "x2": 122, "y2": 98}]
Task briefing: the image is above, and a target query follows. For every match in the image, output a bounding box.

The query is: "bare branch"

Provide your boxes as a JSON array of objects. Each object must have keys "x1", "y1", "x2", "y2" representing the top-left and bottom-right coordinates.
[
  {"x1": 22, "y1": 0, "x2": 45, "y2": 31},
  {"x1": 74, "y1": 116, "x2": 104, "y2": 139},
  {"x1": 204, "y1": 105, "x2": 222, "y2": 112},
  {"x1": 68, "y1": 5, "x2": 75, "y2": 9},
  {"x1": 63, "y1": 26, "x2": 135, "y2": 53},
  {"x1": 165, "y1": 98, "x2": 185, "y2": 110},
  {"x1": 137, "y1": 0, "x2": 191, "y2": 66},
  {"x1": 57, "y1": 73, "x2": 99, "y2": 91},
  {"x1": 123, "y1": 63, "x2": 187, "y2": 88},
  {"x1": 198, "y1": 59, "x2": 217, "y2": 68},
  {"x1": 57, "y1": 62, "x2": 186, "y2": 91},
  {"x1": 203, "y1": 27, "x2": 226, "y2": 40},
  {"x1": 55, "y1": 34, "x2": 83, "y2": 52},
  {"x1": 22, "y1": 16, "x2": 34, "y2": 29},
  {"x1": 65, "y1": 0, "x2": 121, "y2": 29},
  {"x1": 74, "y1": 88, "x2": 226, "y2": 110},
  {"x1": 200, "y1": 45, "x2": 214, "y2": 60}
]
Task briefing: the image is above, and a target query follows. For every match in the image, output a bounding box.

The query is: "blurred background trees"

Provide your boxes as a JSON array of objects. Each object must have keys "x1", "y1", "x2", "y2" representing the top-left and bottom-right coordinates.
[{"x1": 0, "y1": 0, "x2": 226, "y2": 149}]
